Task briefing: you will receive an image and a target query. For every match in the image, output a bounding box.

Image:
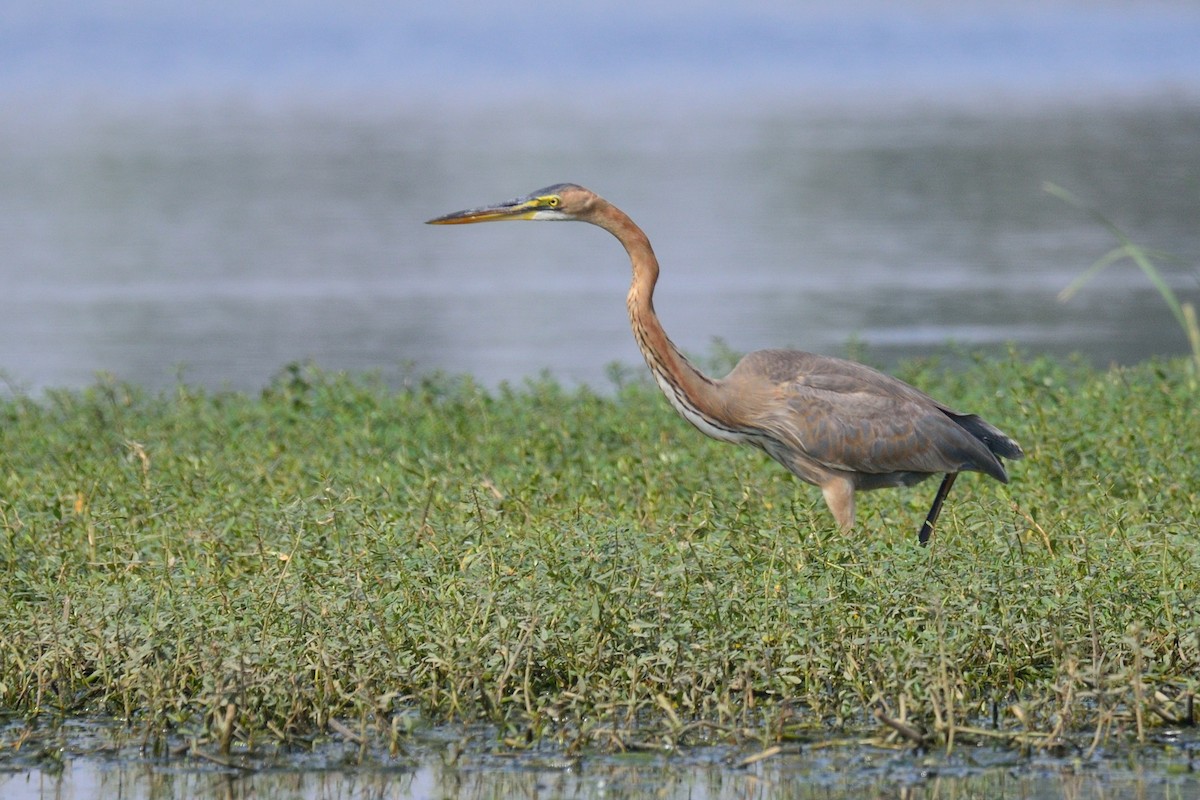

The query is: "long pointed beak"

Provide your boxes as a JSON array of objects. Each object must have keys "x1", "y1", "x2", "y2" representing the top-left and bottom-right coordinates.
[{"x1": 426, "y1": 198, "x2": 539, "y2": 225}]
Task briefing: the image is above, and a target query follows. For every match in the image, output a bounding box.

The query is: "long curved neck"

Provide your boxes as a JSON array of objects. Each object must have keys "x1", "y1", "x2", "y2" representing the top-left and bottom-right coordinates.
[{"x1": 590, "y1": 201, "x2": 745, "y2": 443}]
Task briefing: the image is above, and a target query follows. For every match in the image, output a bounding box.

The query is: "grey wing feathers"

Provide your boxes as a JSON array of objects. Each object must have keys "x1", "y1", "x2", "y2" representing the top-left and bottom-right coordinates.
[{"x1": 734, "y1": 350, "x2": 1019, "y2": 480}]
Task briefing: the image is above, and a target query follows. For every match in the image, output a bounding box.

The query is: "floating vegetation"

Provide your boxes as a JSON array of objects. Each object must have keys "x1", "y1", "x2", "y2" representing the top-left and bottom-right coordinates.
[{"x1": 1, "y1": 354, "x2": 1197, "y2": 757}]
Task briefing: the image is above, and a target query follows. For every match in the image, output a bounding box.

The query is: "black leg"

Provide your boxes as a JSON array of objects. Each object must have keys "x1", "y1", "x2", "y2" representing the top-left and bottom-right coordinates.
[{"x1": 918, "y1": 472, "x2": 958, "y2": 546}]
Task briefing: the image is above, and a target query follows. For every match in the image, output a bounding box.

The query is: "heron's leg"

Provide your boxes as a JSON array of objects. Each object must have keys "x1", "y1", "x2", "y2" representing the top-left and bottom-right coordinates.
[
  {"x1": 821, "y1": 477, "x2": 856, "y2": 533},
  {"x1": 918, "y1": 472, "x2": 958, "y2": 546}
]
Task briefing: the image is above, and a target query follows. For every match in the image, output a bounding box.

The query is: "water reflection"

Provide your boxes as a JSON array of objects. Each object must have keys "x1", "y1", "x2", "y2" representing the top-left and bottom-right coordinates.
[{"x1": 5, "y1": 744, "x2": 1199, "y2": 800}]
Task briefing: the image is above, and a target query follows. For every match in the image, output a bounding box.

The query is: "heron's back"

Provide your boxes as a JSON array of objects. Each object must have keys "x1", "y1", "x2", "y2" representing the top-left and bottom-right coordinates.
[{"x1": 719, "y1": 349, "x2": 1023, "y2": 486}]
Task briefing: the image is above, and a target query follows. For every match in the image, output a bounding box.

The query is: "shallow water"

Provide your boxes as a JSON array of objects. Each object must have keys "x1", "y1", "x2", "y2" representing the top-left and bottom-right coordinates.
[
  {"x1": 2, "y1": 718, "x2": 1199, "y2": 800},
  {"x1": 4, "y1": 741, "x2": 1200, "y2": 800},
  {"x1": 1, "y1": 3, "x2": 1199, "y2": 393}
]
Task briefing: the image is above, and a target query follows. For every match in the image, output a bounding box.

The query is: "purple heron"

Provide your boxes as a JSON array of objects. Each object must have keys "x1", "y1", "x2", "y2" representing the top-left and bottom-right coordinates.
[{"x1": 428, "y1": 184, "x2": 1023, "y2": 544}]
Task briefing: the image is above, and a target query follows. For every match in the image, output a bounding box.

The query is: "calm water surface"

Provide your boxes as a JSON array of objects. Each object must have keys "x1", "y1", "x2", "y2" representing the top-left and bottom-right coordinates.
[
  {"x1": 4, "y1": 733, "x2": 1200, "y2": 800},
  {"x1": 2, "y1": 2, "x2": 1199, "y2": 392}
]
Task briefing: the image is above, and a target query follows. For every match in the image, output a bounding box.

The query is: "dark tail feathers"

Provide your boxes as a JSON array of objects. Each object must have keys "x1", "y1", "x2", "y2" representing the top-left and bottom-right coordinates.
[{"x1": 953, "y1": 413, "x2": 1025, "y2": 464}]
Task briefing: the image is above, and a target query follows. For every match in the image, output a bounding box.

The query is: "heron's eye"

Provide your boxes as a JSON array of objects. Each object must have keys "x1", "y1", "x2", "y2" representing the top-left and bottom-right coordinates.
[{"x1": 545, "y1": 196, "x2": 561, "y2": 208}]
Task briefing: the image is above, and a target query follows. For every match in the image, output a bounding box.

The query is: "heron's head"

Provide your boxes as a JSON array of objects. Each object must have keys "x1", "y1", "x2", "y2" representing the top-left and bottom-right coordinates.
[{"x1": 426, "y1": 183, "x2": 595, "y2": 225}]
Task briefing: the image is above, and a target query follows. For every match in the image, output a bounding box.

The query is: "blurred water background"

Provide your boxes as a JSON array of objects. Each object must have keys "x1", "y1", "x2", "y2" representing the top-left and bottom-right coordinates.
[{"x1": 2, "y1": 0, "x2": 1199, "y2": 393}]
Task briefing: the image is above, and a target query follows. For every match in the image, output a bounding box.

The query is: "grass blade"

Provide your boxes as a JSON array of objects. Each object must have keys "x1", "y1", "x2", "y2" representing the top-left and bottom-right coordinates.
[{"x1": 1045, "y1": 182, "x2": 1200, "y2": 371}]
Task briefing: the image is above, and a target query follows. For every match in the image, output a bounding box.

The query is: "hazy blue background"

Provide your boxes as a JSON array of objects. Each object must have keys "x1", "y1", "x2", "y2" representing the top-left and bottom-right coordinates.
[{"x1": 2, "y1": 1, "x2": 1199, "y2": 392}]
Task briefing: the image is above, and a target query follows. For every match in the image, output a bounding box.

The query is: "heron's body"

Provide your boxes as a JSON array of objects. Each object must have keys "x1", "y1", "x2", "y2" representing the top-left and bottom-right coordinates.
[{"x1": 429, "y1": 183, "x2": 1022, "y2": 542}]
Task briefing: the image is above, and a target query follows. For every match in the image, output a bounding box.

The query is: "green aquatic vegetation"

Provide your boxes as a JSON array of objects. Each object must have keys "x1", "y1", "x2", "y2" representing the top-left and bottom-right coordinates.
[{"x1": 0, "y1": 354, "x2": 1197, "y2": 754}]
